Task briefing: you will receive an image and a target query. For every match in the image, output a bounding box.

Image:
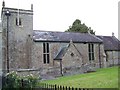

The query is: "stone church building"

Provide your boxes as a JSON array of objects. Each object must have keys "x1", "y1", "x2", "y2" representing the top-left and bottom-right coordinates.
[{"x1": 0, "y1": 2, "x2": 120, "y2": 78}]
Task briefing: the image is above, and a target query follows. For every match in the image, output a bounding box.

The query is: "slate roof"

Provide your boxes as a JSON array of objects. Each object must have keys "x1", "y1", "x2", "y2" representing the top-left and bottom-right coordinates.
[
  {"x1": 33, "y1": 30, "x2": 103, "y2": 43},
  {"x1": 97, "y1": 36, "x2": 120, "y2": 51},
  {"x1": 54, "y1": 46, "x2": 68, "y2": 60}
]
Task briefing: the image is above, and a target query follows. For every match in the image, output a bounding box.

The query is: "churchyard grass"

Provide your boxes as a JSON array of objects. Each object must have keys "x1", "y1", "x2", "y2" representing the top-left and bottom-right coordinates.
[{"x1": 40, "y1": 66, "x2": 118, "y2": 88}]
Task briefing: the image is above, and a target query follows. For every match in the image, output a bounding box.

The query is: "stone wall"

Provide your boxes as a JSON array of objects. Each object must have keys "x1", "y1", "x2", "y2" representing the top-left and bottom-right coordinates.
[
  {"x1": 31, "y1": 42, "x2": 67, "y2": 77},
  {"x1": 61, "y1": 43, "x2": 105, "y2": 75},
  {"x1": 99, "y1": 44, "x2": 107, "y2": 68},
  {"x1": 2, "y1": 7, "x2": 33, "y2": 73},
  {"x1": 31, "y1": 42, "x2": 105, "y2": 77},
  {"x1": 60, "y1": 42, "x2": 83, "y2": 75},
  {"x1": 106, "y1": 51, "x2": 119, "y2": 67}
]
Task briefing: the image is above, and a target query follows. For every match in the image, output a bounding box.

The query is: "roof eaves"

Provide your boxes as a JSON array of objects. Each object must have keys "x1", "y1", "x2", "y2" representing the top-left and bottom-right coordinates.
[{"x1": 33, "y1": 39, "x2": 102, "y2": 43}]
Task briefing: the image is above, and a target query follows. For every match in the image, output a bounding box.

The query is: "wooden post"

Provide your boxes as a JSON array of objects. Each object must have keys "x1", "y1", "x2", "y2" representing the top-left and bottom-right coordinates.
[
  {"x1": 55, "y1": 84, "x2": 57, "y2": 90},
  {"x1": 21, "y1": 79, "x2": 24, "y2": 88},
  {"x1": 68, "y1": 87, "x2": 71, "y2": 90},
  {"x1": 60, "y1": 60, "x2": 63, "y2": 76},
  {"x1": 72, "y1": 87, "x2": 74, "y2": 90},
  {"x1": 63, "y1": 86, "x2": 65, "y2": 90}
]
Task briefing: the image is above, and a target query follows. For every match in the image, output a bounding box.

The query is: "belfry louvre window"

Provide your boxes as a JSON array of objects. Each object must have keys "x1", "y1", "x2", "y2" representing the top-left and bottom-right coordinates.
[
  {"x1": 43, "y1": 43, "x2": 50, "y2": 64},
  {"x1": 88, "y1": 43, "x2": 94, "y2": 61},
  {"x1": 16, "y1": 18, "x2": 22, "y2": 26}
]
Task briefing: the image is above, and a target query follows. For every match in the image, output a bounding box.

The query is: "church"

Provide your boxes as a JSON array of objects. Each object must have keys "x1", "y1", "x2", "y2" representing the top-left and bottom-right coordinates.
[{"x1": 0, "y1": 2, "x2": 120, "y2": 79}]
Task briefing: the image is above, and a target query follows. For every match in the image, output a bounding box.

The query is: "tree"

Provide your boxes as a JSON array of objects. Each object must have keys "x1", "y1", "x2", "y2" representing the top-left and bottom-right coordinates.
[{"x1": 65, "y1": 19, "x2": 95, "y2": 34}]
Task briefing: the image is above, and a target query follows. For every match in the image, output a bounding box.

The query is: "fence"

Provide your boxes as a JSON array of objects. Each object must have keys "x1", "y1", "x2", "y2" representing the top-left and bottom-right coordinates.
[
  {"x1": 21, "y1": 81, "x2": 92, "y2": 90},
  {"x1": 36, "y1": 83, "x2": 118, "y2": 90},
  {"x1": 21, "y1": 81, "x2": 117, "y2": 90},
  {"x1": 37, "y1": 83, "x2": 92, "y2": 90}
]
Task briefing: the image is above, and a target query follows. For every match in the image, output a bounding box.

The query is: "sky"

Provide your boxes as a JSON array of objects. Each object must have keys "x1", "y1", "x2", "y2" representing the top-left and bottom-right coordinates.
[{"x1": 0, "y1": 0, "x2": 119, "y2": 38}]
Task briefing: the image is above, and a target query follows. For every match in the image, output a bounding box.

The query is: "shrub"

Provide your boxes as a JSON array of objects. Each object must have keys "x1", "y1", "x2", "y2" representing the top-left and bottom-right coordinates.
[
  {"x1": 2, "y1": 71, "x2": 40, "y2": 89},
  {"x1": 21, "y1": 74, "x2": 38, "y2": 88},
  {"x1": 2, "y1": 71, "x2": 21, "y2": 89}
]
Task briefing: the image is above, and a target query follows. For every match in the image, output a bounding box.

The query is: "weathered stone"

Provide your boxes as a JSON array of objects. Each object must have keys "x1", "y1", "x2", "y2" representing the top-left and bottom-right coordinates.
[{"x1": 1, "y1": 5, "x2": 120, "y2": 80}]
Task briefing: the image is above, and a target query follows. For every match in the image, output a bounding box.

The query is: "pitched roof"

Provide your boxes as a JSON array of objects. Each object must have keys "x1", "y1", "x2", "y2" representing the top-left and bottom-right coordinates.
[
  {"x1": 33, "y1": 30, "x2": 102, "y2": 43},
  {"x1": 97, "y1": 36, "x2": 120, "y2": 51},
  {"x1": 54, "y1": 41, "x2": 82, "y2": 60},
  {"x1": 54, "y1": 46, "x2": 68, "y2": 60}
]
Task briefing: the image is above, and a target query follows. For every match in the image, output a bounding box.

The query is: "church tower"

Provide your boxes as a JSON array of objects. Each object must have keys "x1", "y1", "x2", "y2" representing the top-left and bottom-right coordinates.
[{"x1": 1, "y1": 1, "x2": 33, "y2": 73}]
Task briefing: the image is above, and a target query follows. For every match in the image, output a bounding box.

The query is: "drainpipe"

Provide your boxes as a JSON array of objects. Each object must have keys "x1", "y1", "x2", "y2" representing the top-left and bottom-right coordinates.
[
  {"x1": 5, "y1": 10, "x2": 11, "y2": 73},
  {"x1": 98, "y1": 43, "x2": 101, "y2": 68},
  {"x1": 112, "y1": 51, "x2": 114, "y2": 66}
]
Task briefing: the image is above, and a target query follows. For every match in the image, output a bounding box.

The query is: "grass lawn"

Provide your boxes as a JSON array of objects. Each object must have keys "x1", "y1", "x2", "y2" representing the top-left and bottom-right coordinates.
[{"x1": 39, "y1": 66, "x2": 118, "y2": 88}]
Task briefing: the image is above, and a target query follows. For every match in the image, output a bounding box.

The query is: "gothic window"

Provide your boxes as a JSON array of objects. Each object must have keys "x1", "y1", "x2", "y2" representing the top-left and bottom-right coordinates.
[
  {"x1": 16, "y1": 18, "x2": 22, "y2": 26},
  {"x1": 43, "y1": 43, "x2": 50, "y2": 64},
  {"x1": 88, "y1": 43, "x2": 94, "y2": 61}
]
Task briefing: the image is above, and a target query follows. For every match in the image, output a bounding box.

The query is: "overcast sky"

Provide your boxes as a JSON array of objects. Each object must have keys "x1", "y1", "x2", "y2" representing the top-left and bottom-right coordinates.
[{"x1": 0, "y1": 0, "x2": 119, "y2": 38}]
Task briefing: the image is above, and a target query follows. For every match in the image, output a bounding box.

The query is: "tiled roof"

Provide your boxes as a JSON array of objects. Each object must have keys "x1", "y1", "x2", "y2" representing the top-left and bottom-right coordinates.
[
  {"x1": 33, "y1": 30, "x2": 103, "y2": 43},
  {"x1": 97, "y1": 36, "x2": 120, "y2": 51}
]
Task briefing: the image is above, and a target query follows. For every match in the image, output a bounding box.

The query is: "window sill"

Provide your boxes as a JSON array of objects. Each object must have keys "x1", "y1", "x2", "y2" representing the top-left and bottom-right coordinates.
[{"x1": 16, "y1": 24, "x2": 23, "y2": 27}]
